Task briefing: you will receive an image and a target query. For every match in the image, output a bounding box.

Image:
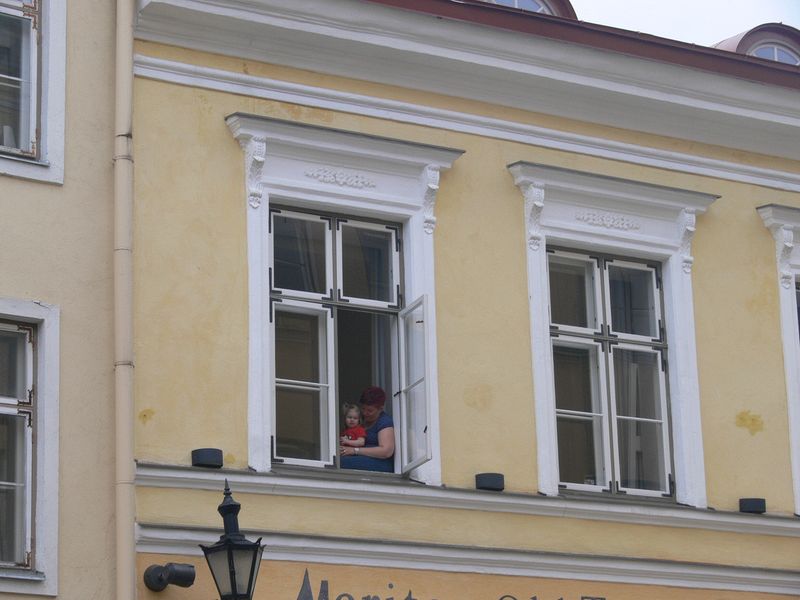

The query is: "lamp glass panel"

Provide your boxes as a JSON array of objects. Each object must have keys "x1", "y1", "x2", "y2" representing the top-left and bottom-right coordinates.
[
  {"x1": 232, "y1": 546, "x2": 258, "y2": 594},
  {"x1": 205, "y1": 546, "x2": 233, "y2": 596}
]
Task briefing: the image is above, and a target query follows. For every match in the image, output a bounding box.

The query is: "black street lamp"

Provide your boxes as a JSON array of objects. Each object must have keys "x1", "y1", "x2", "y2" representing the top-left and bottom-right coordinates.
[{"x1": 201, "y1": 481, "x2": 264, "y2": 600}]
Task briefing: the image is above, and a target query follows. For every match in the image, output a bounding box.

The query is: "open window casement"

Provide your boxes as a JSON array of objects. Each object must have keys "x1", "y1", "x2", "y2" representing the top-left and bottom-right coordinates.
[
  {"x1": 398, "y1": 295, "x2": 432, "y2": 473},
  {"x1": 0, "y1": 323, "x2": 34, "y2": 567},
  {"x1": 271, "y1": 301, "x2": 337, "y2": 468}
]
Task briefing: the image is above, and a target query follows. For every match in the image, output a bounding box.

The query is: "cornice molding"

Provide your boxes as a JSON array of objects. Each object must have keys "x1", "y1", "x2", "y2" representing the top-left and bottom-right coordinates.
[
  {"x1": 134, "y1": 0, "x2": 800, "y2": 162},
  {"x1": 134, "y1": 55, "x2": 800, "y2": 193},
  {"x1": 135, "y1": 463, "x2": 800, "y2": 538},
  {"x1": 135, "y1": 524, "x2": 800, "y2": 595}
]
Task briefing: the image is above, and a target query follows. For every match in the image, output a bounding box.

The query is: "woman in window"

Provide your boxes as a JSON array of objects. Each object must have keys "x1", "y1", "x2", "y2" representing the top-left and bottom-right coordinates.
[{"x1": 340, "y1": 386, "x2": 395, "y2": 472}]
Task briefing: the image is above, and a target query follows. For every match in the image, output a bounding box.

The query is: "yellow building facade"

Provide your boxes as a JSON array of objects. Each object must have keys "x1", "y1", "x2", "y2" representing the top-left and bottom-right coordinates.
[
  {"x1": 5, "y1": 1, "x2": 800, "y2": 600},
  {"x1": 0, "y1": 1, "x2": 117, "y2": 598},
  {"x1": 129, "y1": 1, "x2": 800, "y2": 599}
]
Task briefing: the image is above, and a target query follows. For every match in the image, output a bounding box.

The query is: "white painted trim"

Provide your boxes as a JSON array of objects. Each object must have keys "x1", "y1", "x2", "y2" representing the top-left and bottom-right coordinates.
[
  {"x1": 0, "y1": 298, "x2": 59, "y2": 596},
  {"x1": 227, "y1": 115, "x2": 461, "y2": 484},
  {"x1": 757, "y1": 204, "x2": 800, "y2": 516},
  {"x1": 134, "y1": 463, "x2": 800, "y2": 538},
  {"x1": 135, "y1": 523, "x2": 800, "y2": 595},
  {"x1": 132, "y1": 55, "x2": 800, "y2": 193},
  {"x1": 0, "y1": 1, "x2": 66, "y2": 184},
  {"x1": 508, "y1": 163, "x2": 715, "y2": 508},
  {"x1": 133, "y1": 0, "x2": 800, "y2": 162}
]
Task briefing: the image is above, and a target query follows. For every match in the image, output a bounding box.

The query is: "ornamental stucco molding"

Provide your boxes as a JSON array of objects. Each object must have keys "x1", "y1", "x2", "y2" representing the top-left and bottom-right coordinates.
[
  {"x1": 521, "y1": 182, "x2": 546, "y2": 250},
  {"x1": 677, "y1": 209, "x2": 697, "y2": 274},
  {"x1": 772, "y1": 225, "x2": 795, "y2": 289},
  {"x1": 243, "y1": 136, "x2": 267, "y2": 209},
  {"x1": 575, "y1": 210, "x2": 640, "y2": 232},
  {"x1": 305, "y1": 167, "x2": 376, "y2": 190},
  {"x1": 422, "y1": 164, "x2": 440, "y2": 234}
]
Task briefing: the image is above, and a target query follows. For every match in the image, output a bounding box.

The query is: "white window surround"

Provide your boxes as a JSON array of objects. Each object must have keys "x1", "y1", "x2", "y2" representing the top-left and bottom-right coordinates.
[
  {"x1": 756, "y1": 204, "x2": 800, "y2": 516},
  {"x1": 0, "y1": 0, "x2": 66, "y2": 184},
  {"x1": 0, "y1": 298, "x2": 59, "y2": 596},
  {"x1": 226, "y1": 114, "x2": 463, "y2": 486},
  {"x1": 508, "y1": 162, "x2": 718, "y2": 507}
]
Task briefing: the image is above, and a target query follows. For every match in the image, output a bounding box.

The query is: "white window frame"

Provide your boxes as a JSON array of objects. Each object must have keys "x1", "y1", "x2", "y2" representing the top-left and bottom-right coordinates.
[
  {"x1": 227, "y1": 114, "x2": 462, "y2": 485},
  {"x1": 271, "y1": 300, "x2": 336, "y2": 468},
  {"x1": 509, "y1": 162, "x2": 717, "y2": 507},
  {"x1": 552, "y1": 335, "x2": 611, "y2": 493},
  {"x1": 0, "y1": 297, "x2": 59, "y2": 596},
  {"x1": 335, "y1": 218, "x2": 401, "y2": 308},
  {"x1": 608, "y1": 342, "x2": 672, "y2": 497},
  {"x1": 270, "y1": 209, "x2": 333, "y2": 303},
  {"x1": 757, "y1": 204, "x2": 800, "y2": 515},
  {"x1": 0, "y1": 0, "x2": 65, "y2": 183}
]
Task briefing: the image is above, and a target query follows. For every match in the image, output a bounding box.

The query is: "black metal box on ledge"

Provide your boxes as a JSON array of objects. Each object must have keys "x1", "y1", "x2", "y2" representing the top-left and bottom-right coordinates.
[
  {"x1": 739, "y1": 497, "x2": 766, "y2": 514},
  {"x1": 191, "y1": 447, "x2": 224, "y2": 469},
  {"x1": 475, "y1": 472, "x2": 505, "y2": 492}
]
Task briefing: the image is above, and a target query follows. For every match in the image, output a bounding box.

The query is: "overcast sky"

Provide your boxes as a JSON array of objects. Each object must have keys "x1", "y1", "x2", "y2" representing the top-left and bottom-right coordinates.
[{"x1": 567, "y1": 0, "x2": 800, "y2": 47}]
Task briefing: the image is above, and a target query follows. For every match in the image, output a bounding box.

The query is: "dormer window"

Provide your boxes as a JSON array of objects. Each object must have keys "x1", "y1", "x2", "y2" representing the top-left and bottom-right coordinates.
[
  {"x1": 750, "y1": 43, "x2": 800, "y2": 65},
  {"x1": 484, "y1": 0, "x2": 553, "y2": 14}
]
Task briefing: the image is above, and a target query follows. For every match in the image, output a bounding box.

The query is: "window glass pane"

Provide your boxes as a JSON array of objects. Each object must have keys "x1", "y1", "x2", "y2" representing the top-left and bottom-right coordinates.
[
  {"x1": 272, "y1": 215, "x2": 327, "y2": 294},
  {"x1": 548, "y1": 256, "x2": 596, "y2": 329},
  {"x1": 275, "y1": 311, "x2": 320, "y2": 383},
  {"x1": 341, "y1": 224, "x2": 394, "y2": 302},
  {"x1": 402, "y1": 380, "x2": 427, "y2": 465},
  {"x1": 617, "y1": 419, "x2": 666, "y2": 491},
  {"x1": 777, "y1": 47, "x2": 800, "y2": 65},
  {"x1": 608, "y1": 265, "x2": 657, "y2": 337},
  {"x1": 403, "y1": 302, "x2": 425, "y2": 386},
  {"x1": 0, "y1": 329, "x2": 25, "y2": 400},
  {"x1": 557, "y1": 415, "x2": 605, "y2": 486},
  {"x1": 0, "y1": 13, "x2": 26, "y2": 150},
  {"x1": 275, "y1": 386, "x2": 323, "y2": 461},
  {"x1": 337, "y1": 309, "x2": 393, "y2": 414},
  {"x1": 613, "y1": 348, "x2": 662, "y2": 420},
  {"x1": 753, "y1": 46, "x2": 773, "y2": 59},
  {"x1": 0, "y1": 413, "x2": 25, "y2": 564},
  {"x1": 518, "y1": 0, "x2": 548, "y2": 12},
  {"x1": 553, "y1": 344, "x2": 601, "y2": 413}
]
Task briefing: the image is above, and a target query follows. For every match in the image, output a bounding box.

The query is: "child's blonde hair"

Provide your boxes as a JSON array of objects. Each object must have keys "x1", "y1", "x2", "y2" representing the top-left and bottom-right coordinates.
[{"x1": 342, "y1": 403, "x2": 361, "y2": 420}]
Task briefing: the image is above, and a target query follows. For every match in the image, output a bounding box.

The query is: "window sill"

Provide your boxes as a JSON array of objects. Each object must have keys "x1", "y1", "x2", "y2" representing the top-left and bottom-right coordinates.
[
  {"x1": 271, "y1": 463, "x2": 420, "y2": 485},
  {"x1": 0, "y1": 566, "x2": 52, "y2": 596},
  {"x1": 0, "y1": 152, "x2": 61, "y2": 185},
  {"x1": 136, "y1": 462, "x2": 800, "y2": 538}
]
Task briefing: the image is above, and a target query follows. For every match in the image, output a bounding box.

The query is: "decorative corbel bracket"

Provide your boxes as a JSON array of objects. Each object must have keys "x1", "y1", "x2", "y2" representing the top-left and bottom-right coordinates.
[
  {"x1": 677, "y1": 208, "x2": 697, "y2": 274},
  {"x1": 242, "y1": 136, "x2": 267, "y2": 209},
  {"x1": 421, "y1": 164, "x2": 440, "y2": 234},
  {"x1": 757, "y1": 204, "x2": 800, "y2": 290},
  {"x1": 521, "y1": 181, "x2": 546, "y2": 251},
  {"x1": 772, "y1": 224, "x2": 795, "y2": 289}
]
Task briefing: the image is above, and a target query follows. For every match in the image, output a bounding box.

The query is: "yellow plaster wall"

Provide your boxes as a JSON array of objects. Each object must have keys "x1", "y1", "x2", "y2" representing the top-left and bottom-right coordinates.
[
  {"x1": 137, "y1": 554, "x2": 796, "y2": 600},
  {"x1": 0, "y1": 2, "x2": 116, "y2": 598},
  {"x1": 136, "y1": 487, "x2": 800, "y2": 571},
  {"x1": 133, "y1": 42, "x2": 800, "y2": 542}
]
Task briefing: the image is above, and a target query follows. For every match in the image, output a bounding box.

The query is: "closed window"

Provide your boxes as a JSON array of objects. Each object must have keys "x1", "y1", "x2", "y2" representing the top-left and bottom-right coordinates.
[
  {"x1": 0, "y1": 321, "x2": 34, "y2": 567},
  {"x1": 271, "y1": 208, "x2": 431, "y2": 474},
  {"x1": 549, "y1": 250, "x2": 673, "y2": 497},
  {"x1": 0, "y1": 1, "x2": 39, "y2": 157}
]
